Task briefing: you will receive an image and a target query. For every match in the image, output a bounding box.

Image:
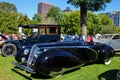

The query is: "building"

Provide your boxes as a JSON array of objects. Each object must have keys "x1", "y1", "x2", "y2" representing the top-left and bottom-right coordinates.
[
  {"x1": 38, "y1": 2, "x2": 53, "y2": 23},
  {"x1": 107, "y1": 11, "x2": 120, "y2": 26},
  {"x1": 63, "y1": 7, "x2": 72, "y2": 12}
]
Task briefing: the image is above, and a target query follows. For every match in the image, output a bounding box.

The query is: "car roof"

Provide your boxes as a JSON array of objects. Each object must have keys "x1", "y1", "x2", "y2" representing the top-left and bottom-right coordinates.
[{"x1": 18, "y1": 24, "x2": 60, "y2": 28}]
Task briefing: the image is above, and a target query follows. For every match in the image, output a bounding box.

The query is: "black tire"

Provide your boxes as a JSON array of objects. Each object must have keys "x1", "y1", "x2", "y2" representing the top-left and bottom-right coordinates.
[{"x1": 1, "y1": 43, "x2": 17, "y2": 56}]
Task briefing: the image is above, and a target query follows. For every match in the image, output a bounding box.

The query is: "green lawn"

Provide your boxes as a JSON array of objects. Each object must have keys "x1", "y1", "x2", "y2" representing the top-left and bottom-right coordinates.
[{"x1": 0, "y1": 52, "x2": 120, "y2": 80}]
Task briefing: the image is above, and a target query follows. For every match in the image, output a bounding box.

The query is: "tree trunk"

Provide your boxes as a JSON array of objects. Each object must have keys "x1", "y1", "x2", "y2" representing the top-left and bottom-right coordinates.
[{"x1": 80, "y1": 4, "x2": 87, "y2": 36}]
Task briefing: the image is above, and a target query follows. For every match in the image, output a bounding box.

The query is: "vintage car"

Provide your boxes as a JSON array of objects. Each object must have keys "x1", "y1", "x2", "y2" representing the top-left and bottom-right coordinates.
[
  {"x1": 93, "y1": 34, "x2": 120, "y2": 51},
  {"x1": 1, "y1": 24, "x2": 61, "y2": 56},
  {"x1": 12, "y1": 41, "x2": 115, "y2": 77}
]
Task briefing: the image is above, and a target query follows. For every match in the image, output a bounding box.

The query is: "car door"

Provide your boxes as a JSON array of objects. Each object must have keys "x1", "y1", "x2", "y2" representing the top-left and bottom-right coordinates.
[{"x1": 110, "y1": 35, "x2": 120, "y2": 51}]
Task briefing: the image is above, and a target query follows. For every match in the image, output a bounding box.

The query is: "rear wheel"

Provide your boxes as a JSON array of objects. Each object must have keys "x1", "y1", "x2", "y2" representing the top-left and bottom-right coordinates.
[{"x1": 2, "y1": 43, "x2": 17, "y2": 56}]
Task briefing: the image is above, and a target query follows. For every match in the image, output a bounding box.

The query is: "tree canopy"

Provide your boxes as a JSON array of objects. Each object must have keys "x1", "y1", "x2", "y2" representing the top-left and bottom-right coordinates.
[
  {"x1": 32, "y1": 14, "x2": 41, "y2": 24},
  {"x1": 67, "y1": 0, "x2": 112, "y2": 11},
  {"x1": 0, "y1": 1, "x2": 117, "y2": 35},
  {"x1": 0, "y1": 2, "x2": 42, "y2": 34},
  {"x1": 67, "y1": 0, "x2": 112, "y2": 36},
  {"x1": 46, "y1": 6, "x2": 62, "y2": 24},
  {"x1": 0, "y1": 1, "x2": 17, "y2": 12},
  {"x1": 47, "y1": 7, "x2": 117, "y2": 35},
  {"x1": 0, "y1": 10, "x2": 31, "y2": 34},
  {"x1": 61, "y1": 11, "x2": 80, "y2": 34}
]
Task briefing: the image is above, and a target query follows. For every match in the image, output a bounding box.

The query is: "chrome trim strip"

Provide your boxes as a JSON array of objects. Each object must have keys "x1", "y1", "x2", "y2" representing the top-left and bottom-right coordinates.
[
  {"x1": 12, "y1": 61, "x2": 36, "y2": 74},
  {"x1": 40, "y1": 46, "x2": 91, "y2": 49}
]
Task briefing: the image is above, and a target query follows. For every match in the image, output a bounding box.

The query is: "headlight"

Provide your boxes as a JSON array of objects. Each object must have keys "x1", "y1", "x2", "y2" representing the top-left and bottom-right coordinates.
[
  {"x1": 34, "y1": 50, "x2": 42, "y2": 58},
  {"x1": 33, "y1": 47, "x2": 49, "y2": 58},
  {"x1": 98, "y1": 49, "x2": 105, "y2": 53},
  {"x1": 22, "y1": 57, "x2": 26, "y2": 62},
  {"x1": 101, "y1": 49, "x2": 105, "y2": 53},
  {"x1": 43, "y1": 48, "x2": 49, "y2": 52},
  {"x1": 24, "y1": 48, "x2": 30, "y2": 55}
]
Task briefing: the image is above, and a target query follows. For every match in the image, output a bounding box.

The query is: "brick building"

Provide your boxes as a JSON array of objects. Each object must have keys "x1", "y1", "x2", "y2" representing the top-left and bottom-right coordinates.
[{"x1": 38, "y1": 2, "x2": 53, "y2": 23}]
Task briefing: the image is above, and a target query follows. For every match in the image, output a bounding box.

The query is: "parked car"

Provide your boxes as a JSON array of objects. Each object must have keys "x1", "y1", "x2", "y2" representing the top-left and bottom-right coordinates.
[
  {"x1": 12, "y1": 41, "x2": 115, "y2": 77},
  {"x1": 1, "y1": 24, "x2": 61, "y2": 56},
  {"x1": 93, "y1": 34, "x2": 120, "y2": 51}
]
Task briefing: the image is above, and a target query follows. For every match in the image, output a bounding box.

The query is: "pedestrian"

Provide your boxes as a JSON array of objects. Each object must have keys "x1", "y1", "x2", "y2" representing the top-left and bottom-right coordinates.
[{"x1": 86, "y1": 35, "x2": 93, "y2": 42}]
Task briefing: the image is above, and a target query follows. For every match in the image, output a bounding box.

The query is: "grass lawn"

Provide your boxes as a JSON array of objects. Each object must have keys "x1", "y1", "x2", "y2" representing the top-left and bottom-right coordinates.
[{"x1": 0, "y1": 52, "x2": 120, "y2": 80}]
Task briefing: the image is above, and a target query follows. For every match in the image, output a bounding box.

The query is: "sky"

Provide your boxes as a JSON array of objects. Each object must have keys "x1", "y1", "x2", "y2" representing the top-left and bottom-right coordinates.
[{"x1": 0, "y1": 0, "x2": 120, "y2": 19}]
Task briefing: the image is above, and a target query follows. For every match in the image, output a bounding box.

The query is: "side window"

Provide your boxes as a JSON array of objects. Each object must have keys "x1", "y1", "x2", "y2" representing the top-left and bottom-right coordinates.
[
  {"x1": 40, "y1": 28, "x2": 45, "y2": 35},
  {"x1": 39, "y1": 26, "x2": 45, "y2": 35},
  {"x1": 47, "y1": 27, "x2": 58, "y2": 34},
  {"x1": 113, "y1": 35, "x2": 120, "y2": 39}
]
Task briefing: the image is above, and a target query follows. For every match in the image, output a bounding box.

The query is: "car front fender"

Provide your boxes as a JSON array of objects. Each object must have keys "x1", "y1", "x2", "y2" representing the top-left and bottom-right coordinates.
[{"x1": 34, "y1": 49, "x2": 84, "y2": 76}]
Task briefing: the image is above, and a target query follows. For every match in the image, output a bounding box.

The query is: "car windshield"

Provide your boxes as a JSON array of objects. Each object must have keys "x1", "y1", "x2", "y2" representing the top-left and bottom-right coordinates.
[{"x1": 101, "y1": 34, "x2": 113, "y2": 39}]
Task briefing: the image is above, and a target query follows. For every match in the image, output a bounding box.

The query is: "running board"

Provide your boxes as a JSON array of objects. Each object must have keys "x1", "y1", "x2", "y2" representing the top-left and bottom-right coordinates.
[{"x1": 12, "y1": 61, "x2": 36, "y2": 74}]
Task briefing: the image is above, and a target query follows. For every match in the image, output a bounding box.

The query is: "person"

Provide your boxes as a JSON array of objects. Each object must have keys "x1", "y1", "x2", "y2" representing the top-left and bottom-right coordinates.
[
  {"x1": 3, "y1": 33, "x2": 8, "y2": 38},
  {"x1": 12, "y1": 33, "x2": 18, "y2": 40},
  {"x1": 86, "y1": 35, "x2": 93, "y2": 42},
  {"x1": 81, "y1": 33, "x2": 87, "y2": 41}
]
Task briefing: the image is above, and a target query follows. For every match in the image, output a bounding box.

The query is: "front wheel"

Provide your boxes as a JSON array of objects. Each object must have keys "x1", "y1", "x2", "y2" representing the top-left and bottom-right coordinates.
[{"x1": 2, "y1": 43, "x2": 17, "y2": 56}]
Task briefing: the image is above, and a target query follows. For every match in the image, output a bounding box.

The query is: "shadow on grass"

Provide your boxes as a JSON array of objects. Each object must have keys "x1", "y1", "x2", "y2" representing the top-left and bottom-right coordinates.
[
  {"x1": 63, "y1": 68, "x2": 80, "y2": 75},
  {"x1": 31, "y1": 68, "x2": 80, "y2": 79},
  {"x1": 31, "y1": 73, "x2": 51, "y2": 79},
  {"x1": 114, "y1": 53, "x2": 120, "y2": 57},
  {"x1": 98, "y1": 69, "x2": 119, "y2": 80},
  {"x1": 11, "y1": 69, "x2": 32, "y2": 80},
  {"x1": 12, "y1": 67, "x2": 51, "y2": 79}
]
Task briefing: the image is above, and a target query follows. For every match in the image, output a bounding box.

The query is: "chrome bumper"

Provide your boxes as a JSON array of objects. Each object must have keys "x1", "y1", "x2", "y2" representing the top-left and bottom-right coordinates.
[{"x1": 12, "y1": 61, "x2": 36, "y2": 74}]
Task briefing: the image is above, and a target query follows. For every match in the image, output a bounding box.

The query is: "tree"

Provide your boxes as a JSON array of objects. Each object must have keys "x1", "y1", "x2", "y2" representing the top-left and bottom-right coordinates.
[
  {"x1": 98, "y1": 13, "x2": 113, "y2": 26},
  {"x1": 17, "y1": 13, "x2": 32, "y2": 34},
  {"x1": 0, "y1": 10, "x2": 32, "y2": 34},
  {"x1": 87, "y1": 12, "x2": 102, "y2": 35},
  {"x1": 62, "y1": 11, "x2": 80, "y2": 34},
  {"x1": 102, "y1": 26, "x2": 117, "y2": 34},
  {"x1": 98, "y1": 13, "x2": 117, "y2": 34},
  {"x1": 0, "y1": 10, "x2": 18, "y2": 34},
  {"x1": 32, "y1": 14, "x2": 41, "y2": 24},
  {"x1": 67, "y1": 0, "x2": 112, "y2": 36},
  {"x1": 46, "y1": 6, "x2": 62, "y2": 24},
  {"x1": 47, "y1": 7, "x2": 80, "y2": 34},
  {"x1": 117, "y1": 27, "x2": 120, "y2": 34},
  {"x1": 0, "y1": 1, "x2": 17, "y2": 12},
  {"x1": 17, "y1": 13, "x2": 31, "y2": 24},
  {"x1": 0, "y1": 2, "x2": 39, "y2": 34}
]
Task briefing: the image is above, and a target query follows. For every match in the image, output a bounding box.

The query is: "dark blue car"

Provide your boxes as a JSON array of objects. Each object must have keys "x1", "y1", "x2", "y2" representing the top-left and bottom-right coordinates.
[{"x1": 12, "y1": 41, "x2": 115, "y2": 77}]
